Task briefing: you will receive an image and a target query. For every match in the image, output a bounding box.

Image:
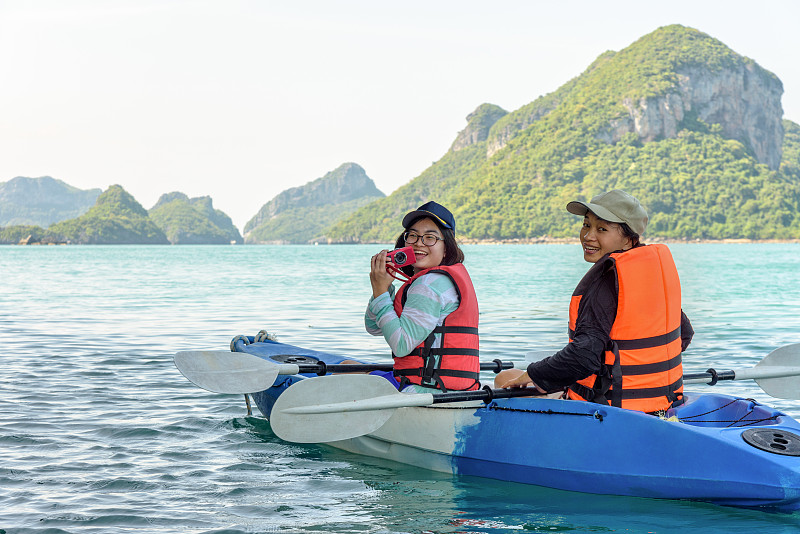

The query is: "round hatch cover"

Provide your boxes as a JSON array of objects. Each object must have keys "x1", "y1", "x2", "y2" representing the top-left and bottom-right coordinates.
[
  {"x1": 742, "y1": 429, "x2": 800, "y2": 456},
  {"x1": 271, "y1": 354, "x2": 320, "y2": 365}
]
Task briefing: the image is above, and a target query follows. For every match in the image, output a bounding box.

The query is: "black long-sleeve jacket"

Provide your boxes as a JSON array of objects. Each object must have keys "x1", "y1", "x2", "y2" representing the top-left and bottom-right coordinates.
[{"x1": 527, "y1": 263, "x2": 694, "y2": 393}]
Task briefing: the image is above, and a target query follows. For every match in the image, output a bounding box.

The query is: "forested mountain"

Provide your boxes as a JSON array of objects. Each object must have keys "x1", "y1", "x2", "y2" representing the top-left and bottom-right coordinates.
[
  {"x1": 244, "y1": 162, "x2": 385, "y2": 243},
  {"x1": 6, "y1": 26, "x2": 799, "y2": 245},
  {"x1": 46, "y1": 185, "x2": 169, "y2": 244},
  {"x1": 0, "y1": 176, "x2": 101, "y2": 227},
  {"x1": 149, "y1": 192, "x2": 243, "y2": 244},
  {"x1": 327, "y1": 25, "x2": 800, "y2": 242}
]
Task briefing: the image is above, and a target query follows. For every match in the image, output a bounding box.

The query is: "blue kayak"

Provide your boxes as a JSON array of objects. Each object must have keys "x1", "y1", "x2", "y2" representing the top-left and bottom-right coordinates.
[{"x1": 231, "y1": 335, "x2": 800, "y2": 512}]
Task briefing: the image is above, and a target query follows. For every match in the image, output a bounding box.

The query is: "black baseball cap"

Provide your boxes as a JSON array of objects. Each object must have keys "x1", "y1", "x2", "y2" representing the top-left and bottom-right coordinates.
[{"x1": 402, "y1": 201, "x2": 455, "y2": 231}]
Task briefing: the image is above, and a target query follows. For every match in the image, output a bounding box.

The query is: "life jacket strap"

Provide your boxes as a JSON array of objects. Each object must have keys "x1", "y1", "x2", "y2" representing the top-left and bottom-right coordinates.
[
  {"x1": 613, "y1": 326, "x2": 681, "y2": 351},
  {"x1": 406, "y1": 326, "x2": 479, "y2": 357},
  {"x1": 418, "y1": 332, "x2": 439, "y2": 388},
  {"x1": 611, "y1": 377, "x2": 684, "y2": 400},
  {"x1": 569, "y1": 375, "x2": 684, "y2": 404},
  {"x1": 433, "y1": 325, "x2": 478, "y2": 335},
  {"x1": 618, "y1": 353, "x2": 682, "y2": 375},
  {"x1": 567, "y1": 326, "x2": 681, "y2": 351},
  {"x1": 568, "y1": 365, "x2": 613, "y2": 405},
  {"x1": 395, "y1": 328, "x2": 480, "y2": 393},
  {"x1": 418, "y1": 347, "x2": 480, "y2": 356},
  {"x1": 568, "y1": 382, "x2": 609, "y2": 405},
  {"x1": 394, "y1": 367, "x2": 479, "y2": 378}
]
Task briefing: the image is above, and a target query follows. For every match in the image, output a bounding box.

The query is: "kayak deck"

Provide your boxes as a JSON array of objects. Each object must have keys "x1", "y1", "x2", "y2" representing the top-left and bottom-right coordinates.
[{"x1": 234, "y1": 336, "x2": 800, "y2": 512}]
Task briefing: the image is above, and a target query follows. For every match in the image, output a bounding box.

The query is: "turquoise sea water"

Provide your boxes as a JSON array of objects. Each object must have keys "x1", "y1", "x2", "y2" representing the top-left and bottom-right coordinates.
[{"x1": 2, "y1": 243, "x2": 800, "y2": 533}]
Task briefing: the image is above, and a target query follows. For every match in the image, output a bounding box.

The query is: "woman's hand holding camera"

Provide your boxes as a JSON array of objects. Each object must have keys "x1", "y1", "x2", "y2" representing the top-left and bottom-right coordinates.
[{"x1": 370, "y1": 250, "x2": 395, "y2": 298}]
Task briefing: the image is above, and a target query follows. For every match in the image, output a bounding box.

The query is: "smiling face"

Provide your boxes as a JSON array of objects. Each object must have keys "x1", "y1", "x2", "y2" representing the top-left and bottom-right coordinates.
[
  {"x1": 405, "y1": 217, "x2": 445, "y2": 273},
  {"x1": 579, "y1": 211, "x2": 632, "y2": 263}
]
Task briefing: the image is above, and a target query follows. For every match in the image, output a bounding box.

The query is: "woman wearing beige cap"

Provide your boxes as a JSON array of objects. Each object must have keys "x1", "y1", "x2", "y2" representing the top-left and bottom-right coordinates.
[{"x1": 496, "y1": 190, "x2": 693, "y2": 414}]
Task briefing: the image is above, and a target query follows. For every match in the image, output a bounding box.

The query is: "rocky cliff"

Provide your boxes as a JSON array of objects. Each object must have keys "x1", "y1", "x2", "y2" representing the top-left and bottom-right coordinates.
[
  {"x1": 450, "y1": 104, "x2": 508, "y2": 152},
  {"x1": 597, "y1": 63, "x2": 784, "y2": 169},
  {"x1": 484, "y1": 26, "x2": 784, "y2": 170}
]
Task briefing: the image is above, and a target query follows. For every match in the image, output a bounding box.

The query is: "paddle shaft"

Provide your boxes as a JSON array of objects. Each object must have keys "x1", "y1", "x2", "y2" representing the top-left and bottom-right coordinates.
[
  {"x1": 282, "y1": 364, "x2": 800, "y2": 417},
  {"x1": 275, "y1": 359, "x2": 513, "y2": 376},
  {"x1": 684, "y1": 365, "x2": 800, "y2": 385},
  {"x1": 431, "y1": 385, "x2": 543, "y2": 404},
  {"x1": 174, "y1": 350, "x2": 516, "y2": 395},
  {"x1": 280, "y1": 384, "x2": 543, "y2": 415}
]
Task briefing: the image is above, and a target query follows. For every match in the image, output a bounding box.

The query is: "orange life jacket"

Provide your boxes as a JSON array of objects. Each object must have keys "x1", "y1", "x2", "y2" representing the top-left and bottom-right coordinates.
[
  {"x1": 567, "y1": 244, "x2": 684, "y2": 412},
  {"x1": 392, "y1": 263, "x2": 480, "y2": 391}
]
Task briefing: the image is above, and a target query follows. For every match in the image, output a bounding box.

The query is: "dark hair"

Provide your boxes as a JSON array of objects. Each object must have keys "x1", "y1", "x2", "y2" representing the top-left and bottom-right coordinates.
[
  {"x1": 394, "y1": 216, "x2": 465, "y2": 277},
  {"x1": 619, "y1": 223, "x2": 642, "y2": 248}
]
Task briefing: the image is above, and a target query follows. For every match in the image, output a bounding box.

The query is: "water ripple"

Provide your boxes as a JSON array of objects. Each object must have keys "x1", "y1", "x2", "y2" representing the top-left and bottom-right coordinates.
[{"x1": 2, "y1": 244, "x2": 799, "y2": 532}]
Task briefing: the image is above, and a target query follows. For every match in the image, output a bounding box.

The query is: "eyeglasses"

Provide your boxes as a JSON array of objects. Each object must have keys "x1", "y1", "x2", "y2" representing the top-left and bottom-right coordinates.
[{"x1": 404, "y1": 232, "x2": 443, "y2": 246}]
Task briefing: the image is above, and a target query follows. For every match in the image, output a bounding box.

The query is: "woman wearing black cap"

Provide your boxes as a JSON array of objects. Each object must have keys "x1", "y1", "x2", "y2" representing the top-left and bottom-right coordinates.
[
  {"x1": 364, "y1": 201, "x2": 481, "y2": 392},
  {"x1": 496, "y1": 190, "x2": 693, "y2": 414}
]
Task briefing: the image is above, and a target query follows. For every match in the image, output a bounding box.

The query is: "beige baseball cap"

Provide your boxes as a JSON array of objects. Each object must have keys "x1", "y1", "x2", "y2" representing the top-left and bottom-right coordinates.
[{"x1": 566, "y1": 189, "x2": 648, "y2": 235}]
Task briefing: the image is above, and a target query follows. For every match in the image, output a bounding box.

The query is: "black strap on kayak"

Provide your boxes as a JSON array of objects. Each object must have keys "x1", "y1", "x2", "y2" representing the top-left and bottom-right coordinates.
[
  {"x1": 489, "y1": 404, "x2": 604, "y2": 421},
  {"x1": 676, "y1": 397, "x2": 781, "y2": 427}
]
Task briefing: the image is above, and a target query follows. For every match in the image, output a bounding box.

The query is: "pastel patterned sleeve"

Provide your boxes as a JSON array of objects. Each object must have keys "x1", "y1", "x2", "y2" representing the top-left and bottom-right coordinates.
[
  {"x1": 365, "y1": 285, "x2": 395, "y2": 335},
  {"x1": 367, "y1": 273, "x2": 459, "y2": 357}
]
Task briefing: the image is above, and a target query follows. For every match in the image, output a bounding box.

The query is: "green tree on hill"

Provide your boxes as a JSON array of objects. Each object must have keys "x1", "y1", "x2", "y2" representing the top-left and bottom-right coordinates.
[
  {"x1": 47, "y1": 185, "x2": 169, "y2": 244},
  {"x1": 327, "y1": 25, "x2": 799, "y2": 242},
  {"x1": 149, "y1": 192, "x2": 243, "y2": 244}
]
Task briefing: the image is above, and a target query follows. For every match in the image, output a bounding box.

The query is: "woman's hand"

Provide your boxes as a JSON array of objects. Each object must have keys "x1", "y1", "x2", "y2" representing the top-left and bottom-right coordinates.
[
  {"x1": 497, "y1": 370, "x2": 546, "y2": 393},
  {"x1": 370, "y1": 250, "x2": 395, "y2": 298}
]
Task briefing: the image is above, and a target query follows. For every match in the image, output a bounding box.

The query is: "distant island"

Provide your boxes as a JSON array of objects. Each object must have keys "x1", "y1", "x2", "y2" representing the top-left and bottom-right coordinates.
[
  {"x1": 149, "y1": 192, "x2": 243, "y2": 244},
  {"x1": 3, "y1": 25, "x2": 800, "y2": 245},
  {"x1": 0, "y1": 185, "x2": 241, "y2": 245},
  {"x1": 41, "y1": 185, "x2": 168, "y2": 245},
  {"x1": 243, "y1": 162, "x2": 384, "y2": 244},
  {"x1": 0, "y1": 176, "x2": 101, "y2": 228}
]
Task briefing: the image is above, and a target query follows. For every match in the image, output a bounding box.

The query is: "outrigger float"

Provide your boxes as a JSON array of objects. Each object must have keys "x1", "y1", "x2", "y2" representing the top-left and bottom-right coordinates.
[{"x1": 175, "y1": 333, "x2": 800, "y2": 512}]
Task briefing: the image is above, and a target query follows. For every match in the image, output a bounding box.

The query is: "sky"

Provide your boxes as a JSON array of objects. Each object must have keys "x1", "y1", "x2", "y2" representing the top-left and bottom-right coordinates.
[{"x1": 2, "y1": 0, "x2": 799, "y2": 231}]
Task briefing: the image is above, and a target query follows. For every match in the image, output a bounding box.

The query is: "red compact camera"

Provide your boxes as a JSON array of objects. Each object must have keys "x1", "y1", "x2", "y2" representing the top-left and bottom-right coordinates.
[{"x1": 387, "y1": 246, "x2": 416, "y2": 268}]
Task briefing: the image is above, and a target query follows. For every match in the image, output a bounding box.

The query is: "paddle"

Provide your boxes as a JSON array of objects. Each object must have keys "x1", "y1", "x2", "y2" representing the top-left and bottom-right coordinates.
[
  {"x1": 268, "y1": 343, "x2": 800, "y2": 443},
  {"x1": 269, "y1": 374, "x2": 544, "y2": 443},
  {"x1": 683, "y1": 342, "x2": 800, "y2": 399},
  {"x1": 523, "y1": 344, "x2": 800, "y2": 400},
  {"x1": 173, "y1": 350, "x2": 514, "y2": 394}
]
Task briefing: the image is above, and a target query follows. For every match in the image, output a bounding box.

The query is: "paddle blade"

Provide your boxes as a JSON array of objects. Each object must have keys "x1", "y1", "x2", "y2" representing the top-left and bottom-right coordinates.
[
  {"x1": 755, "y1": 343, "x2": 800, "y2": 400},
  {"x1": 174, "y1": 350, "x2": 279, "y2": 394},
  {"x1": 270, "y1": 374, "x2": 402, "y2": 443}
]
